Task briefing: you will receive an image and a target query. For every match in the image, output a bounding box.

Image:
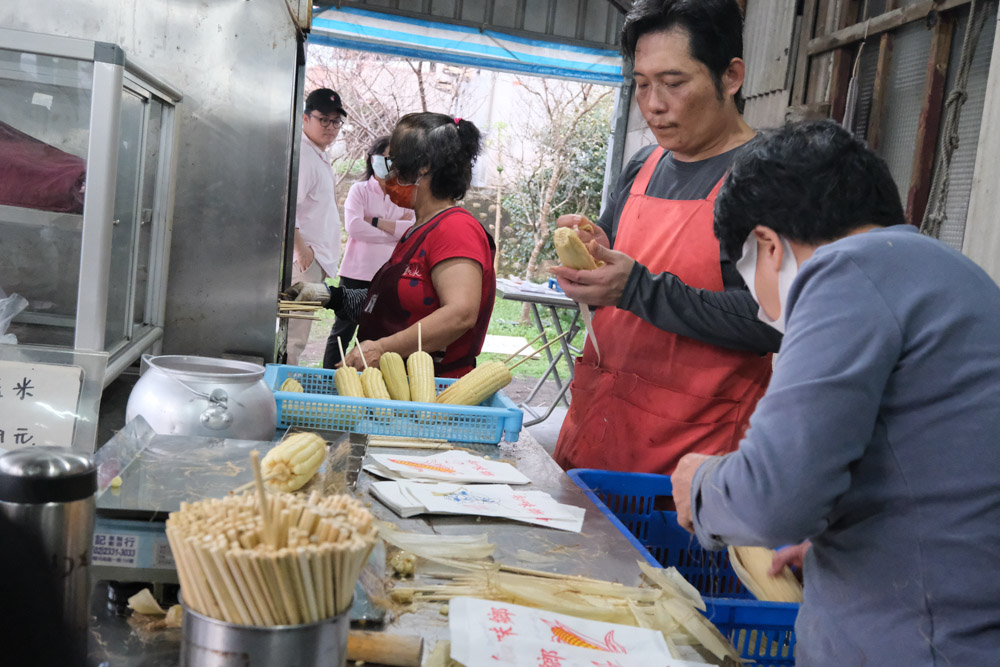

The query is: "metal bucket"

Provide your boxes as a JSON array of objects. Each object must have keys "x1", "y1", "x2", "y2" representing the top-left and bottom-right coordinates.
[
  {"x1": 180, "y1": 605, "x2": 349, "y2": 667},
  {"x1": 126, "y1": 354, "x2": 277, "y2": 441}
]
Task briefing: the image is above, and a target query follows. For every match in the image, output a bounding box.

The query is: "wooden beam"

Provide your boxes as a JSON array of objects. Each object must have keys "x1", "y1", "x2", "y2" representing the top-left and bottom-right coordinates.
[
  {"x1": 828, "y1": 0, "x2": 862, "y2": 123},
  {"x1": 866, "y1": 0, "x2": 900, "y2": 150},
  {"x1": 806, "y1": 0, "x2": 837, "y2": 105},
  {"x1": 906, "y1": 14, "x2": 954, "y2": 226},
  {"x1": 808, "y1": 0, "x2": 972, "y2": 56},
  {"x1": 791, "y1": 0, "x2": 820, "y2": 106}
]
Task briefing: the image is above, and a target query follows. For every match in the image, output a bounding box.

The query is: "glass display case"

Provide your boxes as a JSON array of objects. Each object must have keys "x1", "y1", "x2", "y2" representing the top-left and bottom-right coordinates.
[{"x1": 0, "y1": 28, "x2": 180, "y2": 385}]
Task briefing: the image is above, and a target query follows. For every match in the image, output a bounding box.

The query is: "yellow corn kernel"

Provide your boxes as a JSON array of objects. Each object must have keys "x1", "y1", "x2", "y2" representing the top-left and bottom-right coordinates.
[
  {"x1": 553, "y1": 227, "x2": 603, "y2": 270},
  {"x1": 379, "y1": 352, "x2": 410, "y2": 401},
  {"x1": 261, "y1": 432, "x2": 326, "y2": 492},
  {"x1": 361, "y1": 367, "x2": 391, "y2": 400},
  {"x1": 334, "y1": 367, "x2": 365, "y2": 398},
  {"x1": 407, "y1": 351, "x2": 437, "y2": 403},
  {"x1": 436, "y1": 361, "x2": 511, "y2": 406},
  {"x1": 280, "y1": 378, "x2": 304, "y2": 393}
]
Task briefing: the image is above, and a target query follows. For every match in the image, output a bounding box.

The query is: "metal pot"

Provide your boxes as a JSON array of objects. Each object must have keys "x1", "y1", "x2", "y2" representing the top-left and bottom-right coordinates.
[
  {"x1": 181, "y1": 605, "x2": 348, "y2": 667},
  {"x1": 125, "y1": 355, "x2": 277, "y2": 441}
]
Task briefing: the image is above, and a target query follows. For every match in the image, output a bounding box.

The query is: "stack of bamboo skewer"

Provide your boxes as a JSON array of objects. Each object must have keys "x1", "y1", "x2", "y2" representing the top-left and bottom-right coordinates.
[
  {"x1": 278, "y1": 299, "x2": 324, "y2": 321},
  {"x1": 166, "y1": 452, "x2": 377, "y2": 626}
]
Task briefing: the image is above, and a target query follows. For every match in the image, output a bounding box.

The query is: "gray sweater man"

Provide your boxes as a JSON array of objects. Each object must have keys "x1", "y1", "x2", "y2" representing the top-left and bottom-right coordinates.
[{"x1": 674, "y1": 122, "x2": 1000, "y2": 664}]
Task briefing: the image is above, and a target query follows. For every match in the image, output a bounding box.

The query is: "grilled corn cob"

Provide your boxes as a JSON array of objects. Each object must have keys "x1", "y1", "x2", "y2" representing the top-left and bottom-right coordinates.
[
  {"x1": 436, "y1": 361, "x2": 511, "y2": 405},
  {"x1": 407, "y1": 351, "x2": 437, "y2": 403},
  {"x1": 380, "y1": 352, "x2": 411, "y2": 401},
  {"x1": 261, "y1": 432, "x2": 326, "y2": 492},
  {"x1": 280, "y1": 378, "x2": 304, "y2": 393},
  {"x1": 553, "y1": 227, "x2": 603, "y2": 270},
  {"x1": 334, "y1": 367, "x2": 365, "y2": 398},
  {"x1": 361, "y1": 367, "x2": 391, "y2": 400}
]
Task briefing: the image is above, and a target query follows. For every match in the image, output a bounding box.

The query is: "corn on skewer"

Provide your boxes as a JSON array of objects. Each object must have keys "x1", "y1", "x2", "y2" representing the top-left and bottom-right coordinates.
[
  {"x1": 260, "y1": 432, "x2": 327, "y2": 492},
  {"x1": 380, "y1": 352, "x2": 411, "y2": 401},
  {"x1": 360, "y1": 366, "x2": 391, "y2": 400},
  {"x1": 334, "y1": 336, "x2": 364, "y2": 398},
  {"x1": 408, "y1": 323, "x2": 437, "y2": 403},
  {"x1": 436, "y1": 361, "x2": 512, "y2": 405},
  {"x1": 435, "y1": 332, "x2": 569, "y2": 405}
]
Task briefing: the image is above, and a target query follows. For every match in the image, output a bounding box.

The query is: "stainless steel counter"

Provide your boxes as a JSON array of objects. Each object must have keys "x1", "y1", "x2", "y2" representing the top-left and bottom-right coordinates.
[{"x1": 87, "y1": 430, "x2": 656, "y2": 666}]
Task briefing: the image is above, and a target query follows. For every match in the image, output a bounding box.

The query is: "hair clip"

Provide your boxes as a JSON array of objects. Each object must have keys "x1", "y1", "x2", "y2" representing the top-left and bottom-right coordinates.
[{"x1": 454, "y1": 117, "x2": 462, "y2": 124}]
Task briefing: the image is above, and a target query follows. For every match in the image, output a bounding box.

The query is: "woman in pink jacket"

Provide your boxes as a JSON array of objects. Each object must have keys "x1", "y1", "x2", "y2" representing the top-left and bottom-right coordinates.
[{"x1": 323, "y1": 136, "x2": 415, "y2": 368}]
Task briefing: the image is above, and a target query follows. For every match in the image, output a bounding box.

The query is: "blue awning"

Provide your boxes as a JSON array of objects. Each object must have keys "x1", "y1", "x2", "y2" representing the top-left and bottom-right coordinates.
[{"x1": 310, "y1": 7, "x2": 624, "y2": 86}]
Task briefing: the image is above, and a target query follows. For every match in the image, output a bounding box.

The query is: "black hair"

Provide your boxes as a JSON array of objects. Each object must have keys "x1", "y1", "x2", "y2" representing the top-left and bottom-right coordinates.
[
  {"x1": 621, "y1": 0, "x2": 745, "y2": 111},
  {"x1": 388, "y1": 112, "x2": 482, "y2": 200},
  {"x1": 714, "y1": 120, "x2": 907, "y2": 261},
  {"x1": 362, "y1": 135, "x2": 391, "y2": 181}
]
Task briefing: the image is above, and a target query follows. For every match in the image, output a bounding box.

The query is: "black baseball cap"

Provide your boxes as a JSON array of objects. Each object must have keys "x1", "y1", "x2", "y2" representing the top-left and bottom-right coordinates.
[{"x1": 305, "y1": 88, "x2": 347, "y2": 117}]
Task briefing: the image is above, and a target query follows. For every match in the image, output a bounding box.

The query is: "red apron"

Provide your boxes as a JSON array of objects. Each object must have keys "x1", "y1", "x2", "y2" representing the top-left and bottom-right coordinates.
[
  {"x1": 554, "y1": 147, "x2": 772, "y2": 475},
  {"x1": 358, "y1": 209, "x2": 496, "y2": 377}
]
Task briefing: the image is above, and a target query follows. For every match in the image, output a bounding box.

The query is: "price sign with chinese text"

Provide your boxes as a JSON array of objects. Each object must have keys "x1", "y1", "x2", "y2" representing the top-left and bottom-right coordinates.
[{"x1": 0, "y1": 359, "x2": 84, "y2": 449}]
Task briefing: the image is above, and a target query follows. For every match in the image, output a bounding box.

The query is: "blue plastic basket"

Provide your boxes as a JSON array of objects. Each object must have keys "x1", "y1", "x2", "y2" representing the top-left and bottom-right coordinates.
[
  {"x1": 569, "y1": 469, "x2": 798, "y2": 666},
  {"x1": 264, "y1": 364, "x2": 523, "y2": 444}
]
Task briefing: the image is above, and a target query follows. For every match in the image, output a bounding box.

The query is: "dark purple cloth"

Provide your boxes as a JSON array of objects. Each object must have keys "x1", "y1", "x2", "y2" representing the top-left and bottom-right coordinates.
[{"x1": 0, "y1": 120, "x2": 86, "y2": 213}]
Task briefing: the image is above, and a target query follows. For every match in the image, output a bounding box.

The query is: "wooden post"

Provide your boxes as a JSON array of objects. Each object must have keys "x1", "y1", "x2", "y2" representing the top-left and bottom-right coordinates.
[
  {"x1": 791, "y1": 0, "x2": 820, "y2": 107},
  {"x1": 829, "y1": 0, "x2": 863, "y2": 123},
  {"x1": 866, "y1": 0, "x2": 900, "y2": 150},
  {"x1": 906, "y1": 14, "x2": 955, "y2": 226}
]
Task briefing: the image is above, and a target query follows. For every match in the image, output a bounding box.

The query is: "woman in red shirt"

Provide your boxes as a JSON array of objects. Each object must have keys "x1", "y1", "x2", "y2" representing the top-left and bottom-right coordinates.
[{"x1": 300, "y1": 112, "x2": 496, "y2": 378}]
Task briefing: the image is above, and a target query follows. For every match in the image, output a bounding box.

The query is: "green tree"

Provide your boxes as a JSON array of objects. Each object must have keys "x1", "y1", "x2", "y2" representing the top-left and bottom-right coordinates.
[{"x1": 498, "y1": 82, "x2": 613, "y2": 291}]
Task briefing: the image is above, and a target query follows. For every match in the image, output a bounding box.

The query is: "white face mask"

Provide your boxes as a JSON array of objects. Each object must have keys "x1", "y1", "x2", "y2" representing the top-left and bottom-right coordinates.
[
  {"x1": 735, "y1": 234, "x2": 800, "y2": 334},
  {"x1": 372, "y1": 155, "x2": 390, "y2": 180}
]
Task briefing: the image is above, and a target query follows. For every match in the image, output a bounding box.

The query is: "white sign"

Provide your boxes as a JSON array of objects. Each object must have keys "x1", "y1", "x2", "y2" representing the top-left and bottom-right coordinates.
[
  {"x1": 92, "y1": 532, "x2": 141, "y2": 567},
  {"x1": 0, "y1": 359, "x2": 83, "y2": 449}
]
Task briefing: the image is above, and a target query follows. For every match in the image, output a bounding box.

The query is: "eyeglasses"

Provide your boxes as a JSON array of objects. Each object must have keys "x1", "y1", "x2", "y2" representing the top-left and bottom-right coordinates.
[
  {"x1": 309, "y1": 114, "x2": 344, "y2": 129},
  {"x1": 372, "y1": 155, "x2": 392, "y2": 179}
]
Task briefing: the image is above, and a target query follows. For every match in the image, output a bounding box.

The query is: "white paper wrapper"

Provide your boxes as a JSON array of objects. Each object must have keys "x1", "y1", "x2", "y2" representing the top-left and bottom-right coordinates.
[
  {"x1": 449, "y1": 597, "x2": 711, "y2": 667},
  {"x1": 365, "y1": 450, "x2": 530, "y2": 485}
]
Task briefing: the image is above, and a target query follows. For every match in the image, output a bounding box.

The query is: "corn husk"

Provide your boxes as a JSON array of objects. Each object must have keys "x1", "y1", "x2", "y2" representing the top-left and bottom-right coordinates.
[
  {"x1": 728, "y1": 545, "x2": 803, "y2": 603},
  {"x1": 128, "y1": 588, "x2": 166, "y2": 615},
  {"x1": 389, "y1": 559, "x2": 741, "y2": 663}
]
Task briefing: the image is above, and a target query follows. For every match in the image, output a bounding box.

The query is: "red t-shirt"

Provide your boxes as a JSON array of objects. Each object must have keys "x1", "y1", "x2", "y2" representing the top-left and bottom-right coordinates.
[{"x1": 390, "y1": 207, "x2": 496, "y2": 377}]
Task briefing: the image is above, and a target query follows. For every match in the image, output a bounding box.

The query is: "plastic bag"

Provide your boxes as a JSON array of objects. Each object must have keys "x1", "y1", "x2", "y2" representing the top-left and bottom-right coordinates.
[{"x1": 0, "y1": 292, "x2": 28, "y2": 344}]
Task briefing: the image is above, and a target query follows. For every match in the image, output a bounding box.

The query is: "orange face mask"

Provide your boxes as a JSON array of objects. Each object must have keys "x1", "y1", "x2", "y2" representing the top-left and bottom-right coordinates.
[{"x1": 383, "y1": 175, "x2": 419, "y2": 209}]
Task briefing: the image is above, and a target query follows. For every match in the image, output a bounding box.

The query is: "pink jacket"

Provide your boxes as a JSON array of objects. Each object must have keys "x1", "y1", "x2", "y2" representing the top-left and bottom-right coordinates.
[{"x1": 338, "y1": 177, "x2": 415, "y2": 281}]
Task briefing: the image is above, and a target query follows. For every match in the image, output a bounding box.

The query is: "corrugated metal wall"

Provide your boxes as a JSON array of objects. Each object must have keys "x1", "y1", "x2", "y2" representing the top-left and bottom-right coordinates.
[
  {"x1": 742, "y1": 0, "x2": 797, "y2": 128},
  {"x1": 875, "y1": 21, "x2": 934, "y2": 207},
  {"x1": 936, "y1": 2, "x2": 997, "y2": 250}
]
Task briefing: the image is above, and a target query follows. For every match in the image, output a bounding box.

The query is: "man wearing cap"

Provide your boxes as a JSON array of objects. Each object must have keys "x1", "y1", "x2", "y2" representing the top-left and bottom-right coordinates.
[{"x1": 287, "y1": 88, "x2": 347, "y2": 365}]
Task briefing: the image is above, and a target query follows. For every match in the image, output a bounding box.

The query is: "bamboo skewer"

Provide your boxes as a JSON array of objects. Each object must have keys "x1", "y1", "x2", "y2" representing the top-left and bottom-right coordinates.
[
  {"x1": 164, "y1": 459, "x2": 378, "y2": 629},
  {"x1": 278, "y1": 313, "x2": 321, "y2": 321},
  {"x1": 501, "y1": 330, "x2": 549, "y2": 363},
  {"x1": 507, "y1": 330, "x2": 571, "y2": 371}
]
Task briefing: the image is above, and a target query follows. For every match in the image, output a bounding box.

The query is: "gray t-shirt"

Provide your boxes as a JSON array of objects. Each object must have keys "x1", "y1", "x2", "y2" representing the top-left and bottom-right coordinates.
[
  {"x1": 598, "y1": 143, "x2": 781, "y2": 354},
  {"x1": 692, "y1": 226, "x2": 1000, "y2": 663}
]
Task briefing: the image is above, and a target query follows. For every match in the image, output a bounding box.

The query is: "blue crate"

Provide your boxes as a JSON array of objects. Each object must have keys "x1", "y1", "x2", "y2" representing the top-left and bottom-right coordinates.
[
  {"x1": 264, "y1": 364, "x2": 523, "y2": 444},
  {"x1": 704, "y1": 598, "x2": 798, "y2": 667},
  {"x1": 569, "y1": 469, "x2": 798, "y2": 666}
]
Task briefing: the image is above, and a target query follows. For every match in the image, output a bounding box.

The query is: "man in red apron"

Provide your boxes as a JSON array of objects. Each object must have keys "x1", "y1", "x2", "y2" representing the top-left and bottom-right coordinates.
[{"x1": 550, "y1": 0, "x2": 781, "y2": 475}]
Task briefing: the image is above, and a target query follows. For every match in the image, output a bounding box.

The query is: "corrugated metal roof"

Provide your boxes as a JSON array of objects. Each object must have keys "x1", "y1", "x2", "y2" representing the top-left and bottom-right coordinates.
[{"x1": 316, "y1": 0, "x2": 627, "y2": 51}]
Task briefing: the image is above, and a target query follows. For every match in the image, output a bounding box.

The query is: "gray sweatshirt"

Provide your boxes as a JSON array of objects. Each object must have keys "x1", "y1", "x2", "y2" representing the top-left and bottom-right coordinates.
[{"x1": 691, "y1": 225, "x2": 1000, "y2": 664}]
